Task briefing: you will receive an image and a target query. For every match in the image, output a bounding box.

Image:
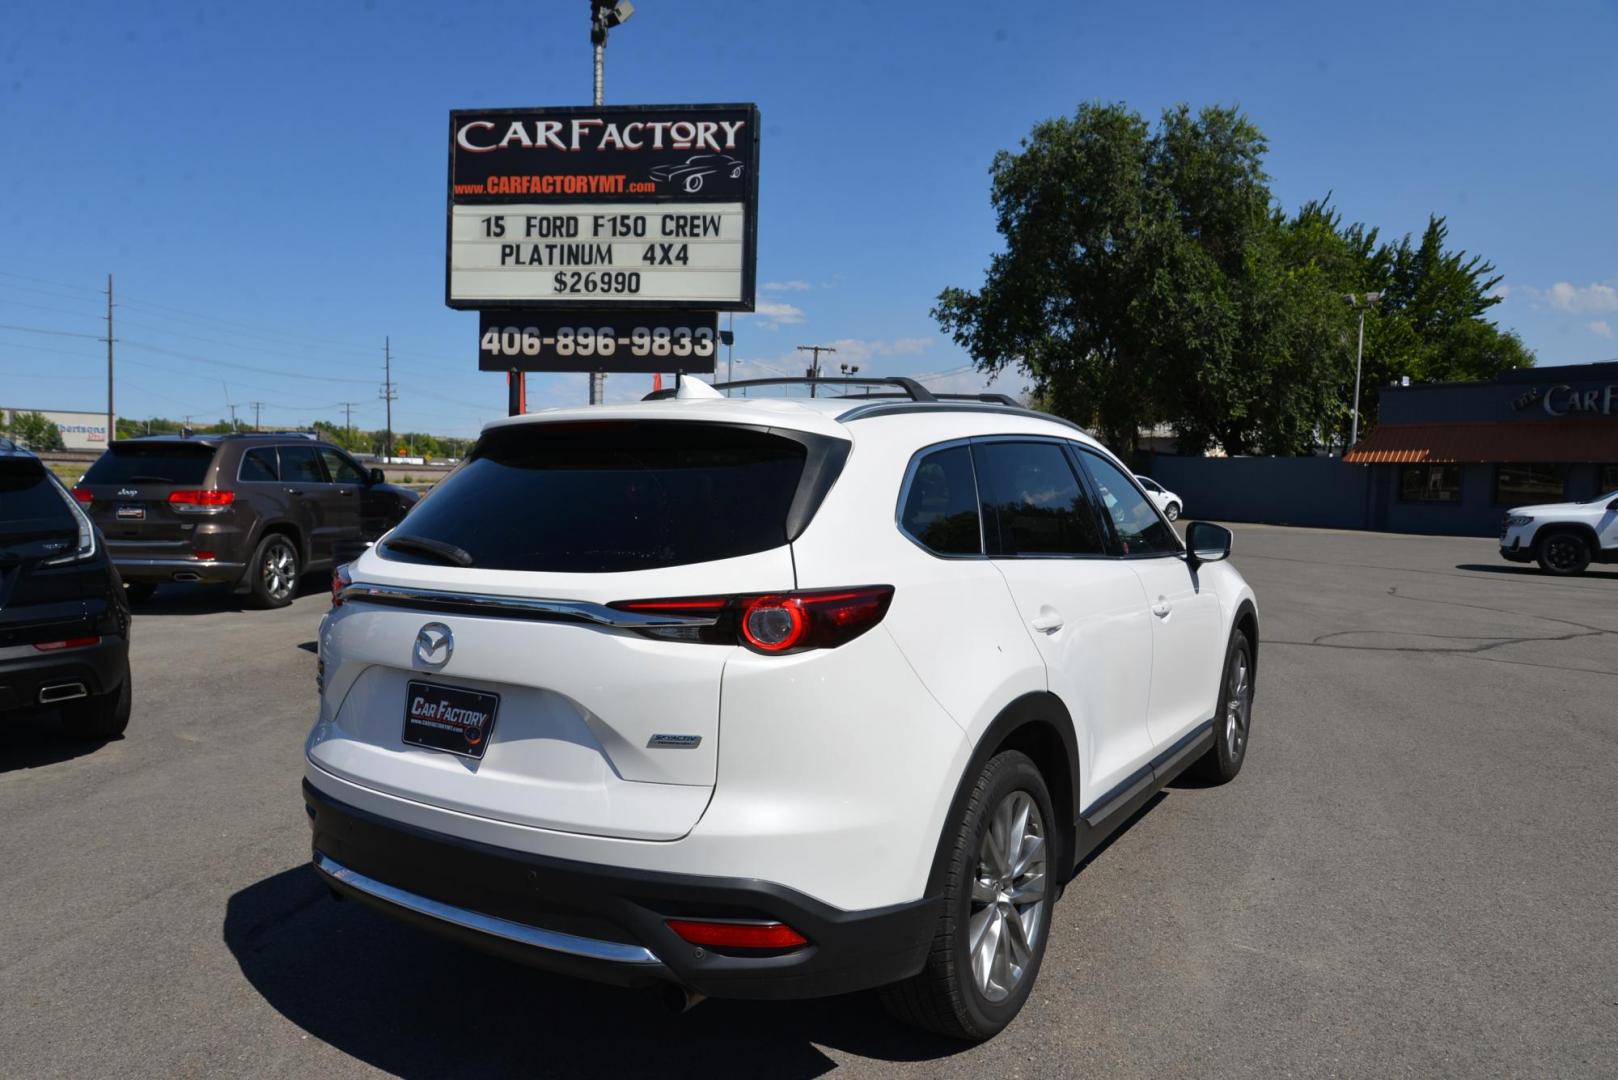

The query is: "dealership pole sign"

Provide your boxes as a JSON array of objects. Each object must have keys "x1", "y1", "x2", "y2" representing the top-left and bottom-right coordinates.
[{"x1": 447, "y1": 103, "x2": 759, "y2": 316}]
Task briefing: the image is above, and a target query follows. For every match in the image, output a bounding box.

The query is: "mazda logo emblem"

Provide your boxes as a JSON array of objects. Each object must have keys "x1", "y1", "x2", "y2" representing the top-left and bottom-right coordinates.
[{"x1": 414, "y1": 623, "x2": 454, "y2": 668}]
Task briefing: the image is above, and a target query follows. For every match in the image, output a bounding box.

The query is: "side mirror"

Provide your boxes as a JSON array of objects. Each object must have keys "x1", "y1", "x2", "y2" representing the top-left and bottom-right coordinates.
[
  {"x1": 1184, "y1": 521, "x2": 1233, "y2": 568},
  {"x1": 368, "y1": 467, "x2": 386, "y2": 485}
]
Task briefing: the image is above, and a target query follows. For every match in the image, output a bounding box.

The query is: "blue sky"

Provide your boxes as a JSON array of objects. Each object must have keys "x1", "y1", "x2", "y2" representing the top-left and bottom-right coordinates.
[{"x1": 3, "y1": 0, "x2": 1615, "y2": 437}]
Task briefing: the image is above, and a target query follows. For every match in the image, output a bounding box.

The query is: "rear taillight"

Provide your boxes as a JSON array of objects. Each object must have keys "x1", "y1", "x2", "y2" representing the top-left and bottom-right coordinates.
[
  {"x1": 168, "y1": 490, "x2": 235, "y2": 513},
  {"x1": 330, "y1": 563, "x2": 352, "y2": 608},
  {"x1": 71, "y1": 486, "x2": 94, "y2": 505},
  {"x1": 34, "y1": 636, "x2": 100, "y2": 652},
  {"x1": 611, "y1": 586, "x2": 893, "y2": 655}
]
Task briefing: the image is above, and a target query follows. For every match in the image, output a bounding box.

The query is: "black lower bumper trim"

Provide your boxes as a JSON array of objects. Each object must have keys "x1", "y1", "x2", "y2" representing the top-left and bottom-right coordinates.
[
  {"x1": 303, "y1": 779, "x2": 939, "y2": 1000},
  {"x1": 0, "y1": 637, "x2": 129, "y2": 715}
]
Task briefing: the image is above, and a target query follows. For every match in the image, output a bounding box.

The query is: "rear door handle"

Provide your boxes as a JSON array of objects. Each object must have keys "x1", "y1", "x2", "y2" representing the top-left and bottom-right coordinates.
[
  {"x1": 1152, "y1": 599, "x2": 1172, "y2": 618},
  {"x1": 1030, "y1": 611, "x2": 1064, "y2": 633}
]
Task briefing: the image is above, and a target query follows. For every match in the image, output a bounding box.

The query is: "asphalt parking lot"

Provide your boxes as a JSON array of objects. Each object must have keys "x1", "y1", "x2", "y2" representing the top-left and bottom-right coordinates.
[{"x1": 2, "y1": 525, "x2": 1614, "y2": 1078}]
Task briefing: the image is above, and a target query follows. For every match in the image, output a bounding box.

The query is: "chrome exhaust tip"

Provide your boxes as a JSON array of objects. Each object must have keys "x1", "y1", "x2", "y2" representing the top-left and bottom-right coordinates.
[
  {"x1": 172, "y1": 572, "x2": 202, "y2": 582},
  {"x1": 39, "y1": 682, "x2": 88, "y2": 704},
  {"x1": 658, "y1": 984, "x2": 706, "y2": 1014}
]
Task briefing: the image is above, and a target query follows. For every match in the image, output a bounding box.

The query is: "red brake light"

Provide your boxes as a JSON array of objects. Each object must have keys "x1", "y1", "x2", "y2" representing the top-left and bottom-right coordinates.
[
  {"x1": 71, "y1": 486, "x2": 94, "y2": 505},
  {"x1": 610, "y1": 586, "x2": 894, "y2": 654},
  {"x1": 665, "y1": 919, "x2": 808, "y2": 950},
  {"x1": 34, "y1": 636, "x2": 101, "y2": 652},
  {"x1": 168, "y1": 489, "x2": 234, "y2": 506},
  {"x1": 192, "y1": 550, "x2": 216, "y2": 562},
  {"x1": 331, "y1": 563, "x2": 352, "y2": 607}
]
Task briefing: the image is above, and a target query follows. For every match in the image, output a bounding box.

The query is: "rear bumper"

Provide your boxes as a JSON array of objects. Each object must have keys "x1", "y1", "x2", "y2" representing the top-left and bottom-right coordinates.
[
  {"x1": 303, "y1": 779, "x2": 939, "y2": 1000},
  {"x1": 112, "y1": 556, "x2": 245, "y2": 585},
  {"x1": 0, "y1": 635, "x2": 129, "y2": 714}
]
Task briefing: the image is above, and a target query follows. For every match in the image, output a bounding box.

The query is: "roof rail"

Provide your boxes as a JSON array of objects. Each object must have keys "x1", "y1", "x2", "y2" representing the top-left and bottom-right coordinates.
[{"x1": 643, "y1": 376, "x2": 937, "y2": 402}]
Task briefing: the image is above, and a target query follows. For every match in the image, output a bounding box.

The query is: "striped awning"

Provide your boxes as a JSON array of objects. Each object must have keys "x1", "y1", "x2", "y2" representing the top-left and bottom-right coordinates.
[{"x1": 1343, "y1": 420, "x2": 1618, "y2": 464}]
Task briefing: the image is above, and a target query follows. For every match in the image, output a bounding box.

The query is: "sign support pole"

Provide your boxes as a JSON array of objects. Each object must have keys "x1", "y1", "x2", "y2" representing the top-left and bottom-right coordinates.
[{"x1": 588, "y1": 32, "x2": 606, "y2": 406}]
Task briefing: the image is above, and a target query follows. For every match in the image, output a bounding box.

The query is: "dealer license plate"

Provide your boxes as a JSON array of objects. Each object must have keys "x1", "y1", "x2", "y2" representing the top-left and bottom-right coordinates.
[
  {"x1": 116, "y1": 505, "x2": 145, "y2": 520},
  {"x1": 402, "y1": 680, "x2": 500, "y2": 760}
]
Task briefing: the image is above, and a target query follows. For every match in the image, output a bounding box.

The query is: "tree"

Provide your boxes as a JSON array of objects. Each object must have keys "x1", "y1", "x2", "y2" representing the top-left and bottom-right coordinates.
[
  {"x1": 6, "y1": 411, "x2": 65, "y2": 451},
  {"x1": 937, "y1": 103, "x2": 1533, "y2": 458}
]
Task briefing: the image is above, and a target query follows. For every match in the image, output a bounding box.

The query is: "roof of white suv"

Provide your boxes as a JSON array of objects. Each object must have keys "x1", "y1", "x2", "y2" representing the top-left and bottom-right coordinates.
[{"x1": 483, "y1": 377, "x2": 1099, "y2": 449}]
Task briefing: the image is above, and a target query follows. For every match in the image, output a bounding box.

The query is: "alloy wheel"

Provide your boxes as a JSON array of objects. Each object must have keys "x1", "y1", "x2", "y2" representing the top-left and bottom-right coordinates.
[
  {"x1": 969, "y1": 790, "x2": 1048, "y2": 1003},
  {"x1": 1224, "y1": 648, "x2": 1251, "y2": 759},
  {"x1": 263, "y1": 542, "x2": 296, "y2": 600},
  {"x1": 1545, "y1": 536, "x2": 1582, "y2": 571}
]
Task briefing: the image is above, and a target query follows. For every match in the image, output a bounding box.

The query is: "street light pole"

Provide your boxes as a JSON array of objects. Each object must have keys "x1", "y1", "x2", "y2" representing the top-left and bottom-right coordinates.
[
  {"x1": 587, "y1": 1, "x2": 633, "y2": 405},
  {"x1": 1345, "y1": 291, "x2": 1383, "y2": 449}
]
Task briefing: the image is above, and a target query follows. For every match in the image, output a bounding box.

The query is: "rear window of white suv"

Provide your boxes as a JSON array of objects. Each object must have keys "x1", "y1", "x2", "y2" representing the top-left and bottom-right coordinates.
[{"x1": 380, "y1": 421, "x2": 810, "y2": 573}]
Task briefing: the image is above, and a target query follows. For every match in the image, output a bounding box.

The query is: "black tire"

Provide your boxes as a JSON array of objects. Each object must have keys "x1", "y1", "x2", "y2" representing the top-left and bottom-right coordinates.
[
  {"x1": 62, "y1": 669, "x2": 131, "y2": 741},
  {"x1": 1535, "y1": 529, "x2": 1591, "y2": 576},
  {"x1": 1164, "y1": 502, "x2": 1181, "y2": 522},
  {"x1": 246, "y1": 533, "x2": 300, "y2": 609},
  {"x1": 1187, "y1": 629, "x2": 1253, "y2": 784},
  {"x1": 123, "y1": 582, "x2": 157, "y2": 604},
  {"x1": 881, "y1": 750, "x2": 1056, "y2": 1041}
]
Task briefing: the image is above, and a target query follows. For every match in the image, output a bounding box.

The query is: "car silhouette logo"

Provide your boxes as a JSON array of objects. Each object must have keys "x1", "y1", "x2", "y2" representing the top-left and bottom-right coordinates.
[
  {"x1": 649, "y1": 153, "x2": 745, "y2": 194},
  {"x1": 413, "y1": 623, "x2": 454, "y2": 668}
]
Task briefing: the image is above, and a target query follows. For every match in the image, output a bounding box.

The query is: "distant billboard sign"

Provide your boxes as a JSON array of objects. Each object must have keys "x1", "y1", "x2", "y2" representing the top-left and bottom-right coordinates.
[
  {"x1": 2, "y1": 407, "x2": 112, "y2": 451},
  {"x1": 446, "y1": 104, "x2": 759, "y2": 312}
]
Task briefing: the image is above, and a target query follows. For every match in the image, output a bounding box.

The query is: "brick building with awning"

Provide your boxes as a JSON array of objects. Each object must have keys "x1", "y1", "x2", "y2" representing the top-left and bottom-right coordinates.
[{"x1": 1344, "y1": 361, "x2": 1618, "y2": 536}]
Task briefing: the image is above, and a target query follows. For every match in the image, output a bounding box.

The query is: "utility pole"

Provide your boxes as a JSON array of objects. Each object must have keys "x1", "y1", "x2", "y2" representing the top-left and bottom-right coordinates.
[
  {"x1": 797, "y1": 344, "x2": 837, "y2": 398},
  {"x1": 587, "y1": 0, "x2": 634, "y2": 405},
  {"x1": 380, "y1": 336, "x2": 397, "y2": 461},
  {"x1": 1344, "y1": 292, "x2": 1383, "y2": 449},
  {"x1": 104, "y1": 274, "x2": 115, "y2": 443},
  {"x1": 338, "y1": 402, "x2": 359, "y2": 445},
  {"x1": 226, "y1": 403, "x2": 239, "y2": 431},
  {"x1": 249, "y1": 401, "x2": 264, "y2": 431}
]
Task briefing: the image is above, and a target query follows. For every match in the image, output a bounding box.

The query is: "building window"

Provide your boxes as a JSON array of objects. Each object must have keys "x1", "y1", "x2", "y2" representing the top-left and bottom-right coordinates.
[
  {"x1": 1399, "y1": 464, "x2": 1462, "y2": 502},
  {"x1": 1601, "y1": 464, "x2": 1618, "y2": 495},
  {"x1": 1495, "y1": 463, "x2": 1567, "y2": 506}
]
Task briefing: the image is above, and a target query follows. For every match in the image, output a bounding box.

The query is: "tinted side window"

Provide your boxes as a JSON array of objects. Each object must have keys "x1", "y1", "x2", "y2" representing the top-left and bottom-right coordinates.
[
  {"x1": 279, "y1": 445, "x2": 327, "y2": 484},
  {"x1": 899, "y1": 445, "x2": 981, "y2": 555},
  {"x1": 319, "y1": 449, "x2": 366, "y2": 485},
  {"x1": 239, "y1": 447, "x2": 279, "y2": 482},
  {"x1": 0, "y1": 459, "x2": 74, "y2": 526},
  {"x1": 973, "y1": 441, "x2": 1105, "y2": 556},
  {"x1": 1078, "y1": 450, "x2": 1181, "y2": 555}
]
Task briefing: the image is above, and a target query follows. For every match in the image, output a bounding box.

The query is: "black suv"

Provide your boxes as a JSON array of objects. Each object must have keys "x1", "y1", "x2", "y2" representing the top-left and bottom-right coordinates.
[
  {"x1": 73, "y1": 433, "x2": 419, "y2": 609},
  {"x1": 0, "y1": 439, "x2": 132, "y2": 739}
]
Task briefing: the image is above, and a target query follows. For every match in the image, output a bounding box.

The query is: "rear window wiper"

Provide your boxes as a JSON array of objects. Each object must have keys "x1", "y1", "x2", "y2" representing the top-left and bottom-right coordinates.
[{"x1": 382, "y1": 535, "x2": 474, "y2": 567}]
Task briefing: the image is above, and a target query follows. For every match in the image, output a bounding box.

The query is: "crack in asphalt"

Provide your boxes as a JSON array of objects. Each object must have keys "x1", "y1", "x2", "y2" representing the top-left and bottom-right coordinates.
[{"x1": 1266, "y1": 585, "x2": 1618, "y2": 677}]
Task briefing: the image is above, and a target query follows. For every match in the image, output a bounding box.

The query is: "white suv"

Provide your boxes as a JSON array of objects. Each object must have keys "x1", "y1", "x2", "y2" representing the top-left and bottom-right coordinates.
[
  {"x1": 1499, "y1": 489, "x2": 1618, "y2": 575},
  {"x1": 1134, "y1": 474, "x2": 1183, "y2": 521},
  {"x1": 303, "y1": 377, "x2": 1259, "y2": 1040}
]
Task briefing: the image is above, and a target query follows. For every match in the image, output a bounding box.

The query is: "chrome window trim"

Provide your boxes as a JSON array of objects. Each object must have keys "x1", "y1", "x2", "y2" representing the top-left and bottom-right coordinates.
[
  {"x1": 314, "y1": 853, "x2": 662, "y2": 966},
  {"x1": 338, "y1": 582, "x2": 721, "y2": 629},
  {"x1": 236, "y1": 445, "x2": 281, "y2": 484}
]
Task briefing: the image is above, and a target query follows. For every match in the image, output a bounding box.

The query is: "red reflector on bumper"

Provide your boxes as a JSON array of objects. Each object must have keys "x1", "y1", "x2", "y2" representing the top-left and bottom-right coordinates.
[
  {"x1": 34, "y1": 636, "x2": 100, "y2": 652},
  {"x1": 665, "y1": 919, "x2": 808, "y2": 949}
]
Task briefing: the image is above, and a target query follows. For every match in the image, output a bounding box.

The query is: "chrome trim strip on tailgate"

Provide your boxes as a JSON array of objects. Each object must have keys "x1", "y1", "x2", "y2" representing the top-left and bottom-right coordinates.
[
  {"x1": 313, "y1": 852, "x2": 662, "y2": 965},
  {"x1": 337, "y1": 583, "x2": 719, "y2": 629}
]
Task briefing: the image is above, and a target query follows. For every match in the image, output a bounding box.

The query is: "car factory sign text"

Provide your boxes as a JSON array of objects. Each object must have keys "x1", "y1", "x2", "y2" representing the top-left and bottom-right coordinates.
[{"x1": 447, "y1": 104, "x2": 759, "y2": 311}]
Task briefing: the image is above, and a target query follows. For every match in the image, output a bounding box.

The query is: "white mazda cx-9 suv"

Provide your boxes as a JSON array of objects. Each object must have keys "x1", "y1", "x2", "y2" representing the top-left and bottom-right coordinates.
[{"x1": 303, "y1": 377, "x2": 1259, "y2": 1040}]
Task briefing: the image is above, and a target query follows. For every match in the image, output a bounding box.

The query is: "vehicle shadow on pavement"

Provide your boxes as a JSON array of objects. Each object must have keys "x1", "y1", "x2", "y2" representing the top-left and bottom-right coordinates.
[
  {"x1": 224, "y1": 867, "x2": 968, "y2": 1078},
  {"x1": 0, "y1": 715, "x2": 118, "y2": 773},
  {"x1": 125, "y1": 576, "x2": 323, "y2": 616},
  {"x1": 1455, "y1": 563, "x2": 1618, "y2": 582}
]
